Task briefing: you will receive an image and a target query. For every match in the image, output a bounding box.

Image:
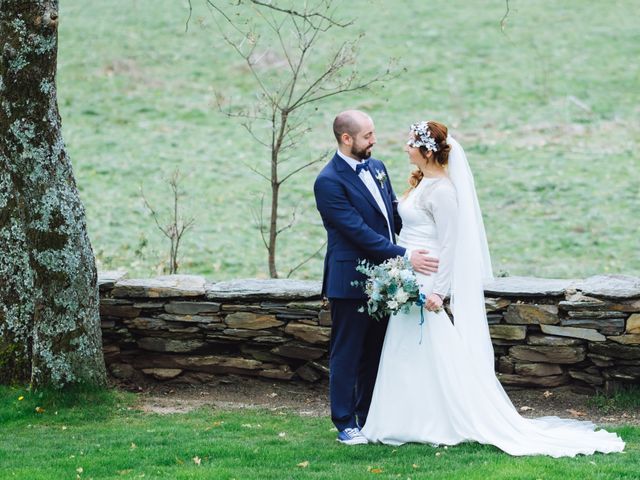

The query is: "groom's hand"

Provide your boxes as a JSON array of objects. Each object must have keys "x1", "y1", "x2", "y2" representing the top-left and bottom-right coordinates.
[{"x1": 410, "y1": 250, "x2": 439, "y2": 275}]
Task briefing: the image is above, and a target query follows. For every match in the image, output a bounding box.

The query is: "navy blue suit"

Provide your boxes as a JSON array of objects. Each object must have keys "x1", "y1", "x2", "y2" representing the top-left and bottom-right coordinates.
[{"x1": 314, "y1": 153, "x2": 405, "y2": 431}]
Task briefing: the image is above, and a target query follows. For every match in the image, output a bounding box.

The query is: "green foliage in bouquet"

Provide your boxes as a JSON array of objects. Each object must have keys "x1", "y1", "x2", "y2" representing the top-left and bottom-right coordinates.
[{"x1": 351, "y1": 256, "x2": 425, "y2": 321}]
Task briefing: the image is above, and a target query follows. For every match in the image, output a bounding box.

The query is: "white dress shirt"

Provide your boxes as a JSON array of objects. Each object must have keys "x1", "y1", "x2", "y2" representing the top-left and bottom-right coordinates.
[{"x1": 337, "y1": 150, "x2": 393, "y2": 240}]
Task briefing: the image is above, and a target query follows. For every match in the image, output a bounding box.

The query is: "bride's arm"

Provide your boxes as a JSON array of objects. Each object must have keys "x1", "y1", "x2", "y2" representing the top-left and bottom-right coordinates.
[{"x1": 428, "y1": 184, "x2": 458, "y2": 298}]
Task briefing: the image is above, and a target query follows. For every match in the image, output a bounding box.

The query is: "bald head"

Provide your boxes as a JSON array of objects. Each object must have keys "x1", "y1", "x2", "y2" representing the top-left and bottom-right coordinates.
[
  {"x1": 333, "y1": 110, "x2": 372, "y2": 144},
  {"x1": 333, "y1": 110, "x2": 376, "y2": 160}
]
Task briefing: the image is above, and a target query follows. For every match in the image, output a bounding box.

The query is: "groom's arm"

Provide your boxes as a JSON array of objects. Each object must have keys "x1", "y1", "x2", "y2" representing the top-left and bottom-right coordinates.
[
  {"x1": 376, "y1": 161, "x2": 439, "y2": 275},
  {"x1": 314, "y1": 176, "x2": 405, "y2": 262}
]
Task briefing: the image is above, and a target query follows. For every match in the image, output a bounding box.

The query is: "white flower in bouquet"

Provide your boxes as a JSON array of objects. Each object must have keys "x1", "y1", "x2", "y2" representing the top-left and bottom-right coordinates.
[
  {"x1": 351, "y1": 256, "x2": 426, "y2": 322},
  {"x1": 395, "y1": 289, "x2": 410, "y2": 304},
  {"x1": 400, "y1": 270, "x2": 414, "y2": 283},
  {"x1": 389, "y1": 267, "x2": 401, "y2": 279}
]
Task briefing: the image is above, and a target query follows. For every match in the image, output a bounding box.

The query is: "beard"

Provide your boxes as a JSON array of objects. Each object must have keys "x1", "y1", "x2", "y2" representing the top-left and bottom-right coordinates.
[{"x1": 351, "y1": 144, "x2": 372, "y2": 160}]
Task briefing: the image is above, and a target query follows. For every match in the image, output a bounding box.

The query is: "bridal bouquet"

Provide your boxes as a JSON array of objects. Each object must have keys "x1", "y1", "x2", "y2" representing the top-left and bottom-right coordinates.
[{"x1": 351, "y1": 256, "x2": 426, "y2": 321}]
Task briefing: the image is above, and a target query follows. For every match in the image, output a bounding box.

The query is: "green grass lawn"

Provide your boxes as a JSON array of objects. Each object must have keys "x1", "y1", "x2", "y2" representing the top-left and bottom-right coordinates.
[
  {"x1": 1, "y1": 386, "x2": 639, "y2": 479},
  {"x1": 56, "y1": 0, "x2": 640, "y2": 280}
]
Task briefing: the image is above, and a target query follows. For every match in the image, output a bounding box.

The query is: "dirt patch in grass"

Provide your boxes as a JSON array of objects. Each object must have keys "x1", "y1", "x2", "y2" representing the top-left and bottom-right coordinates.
[
  {"x1": 135, "y1": 376, "x2": 329, "y2": 417},
  {"x1": 131, "y1": 376, "x2": 639, "y2": 426}
]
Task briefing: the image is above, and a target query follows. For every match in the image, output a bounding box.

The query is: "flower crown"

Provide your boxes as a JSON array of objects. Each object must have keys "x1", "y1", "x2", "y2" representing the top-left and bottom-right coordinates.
[{"x1": 407, "y1": 121, "x2": 439, "y2": 152}]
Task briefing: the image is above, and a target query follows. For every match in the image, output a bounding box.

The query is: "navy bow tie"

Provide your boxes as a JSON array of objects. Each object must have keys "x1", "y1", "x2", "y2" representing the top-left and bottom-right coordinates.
[{"x1": 355, "y1": 161, "x2": 370, "y2": 175}]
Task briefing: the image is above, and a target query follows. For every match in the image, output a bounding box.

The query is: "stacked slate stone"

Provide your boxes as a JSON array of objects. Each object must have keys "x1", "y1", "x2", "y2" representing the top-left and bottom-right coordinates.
[
  {"x1": 99, "y1": 273, "x2": 330, "y2": 384},
  {"x1": 99, "y1": 272, "x2": 640, "y2": 391},
  {"x1": 485, "y1": 275, "x2": 640, "y2": 393}
]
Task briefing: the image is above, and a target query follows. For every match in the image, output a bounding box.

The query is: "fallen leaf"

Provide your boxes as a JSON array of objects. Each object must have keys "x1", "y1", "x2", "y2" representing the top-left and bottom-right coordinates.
[
  {"x1": 566, "y1": 409, "x2": 586, "y2": 417},
  {"x1": 278, "y1": 432, "x2": 286, "y2": 438},
  {"x1": 543, "y1": 390, "x2": 553, "y2": 398},
  {"x1": 369, "y1": 467, "x2": 383, "y2": 474},
  {"x1": 297, "y1": 461, "x2": 309, "y2": 468},
  {"x1": 130, "y1": 442, "x2": 137, "y2": 450},
  {"x1": 267, "y1": 392, "x2": 278, "y2": 398},
  {"x1": 193, "y1": 456, "x2": 201, "y2": 466},
  {"x1": 435, "y1": 452, "x2": 442, "y2": 457},
  {"x1": 412, "y1": 464, "x2": 419, "y2": 469},
  {"x1": 18, "y1": 396, "x2": 24, "y2": 401},
  {"x1": 76, "y1": 467, "x2": 83, "y2": 474},
  {"x1": 35, "y1": 406, "x2": 45, "y2": 414},
  {"x1": 205, "y1": 421, "x2": 224, "y2": 431},
  {"x1": 589, "y1": 461, "x2": 597, "y2": 466},
  {"x1": 62, "y1": 426, "x2": 68, "y2": 431},
  {"x1": 520, "y1": 406, "x2": 534, "y2": 412}
]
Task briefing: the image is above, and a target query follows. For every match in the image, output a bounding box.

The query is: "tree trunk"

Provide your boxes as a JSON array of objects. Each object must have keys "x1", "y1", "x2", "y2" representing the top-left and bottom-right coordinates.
[
  {"x1": 0, "y1": 0, "x2": 106, "y2": 387},
  {"x1": 268, "y1": 180, "x2": 279, "y2": 278}
]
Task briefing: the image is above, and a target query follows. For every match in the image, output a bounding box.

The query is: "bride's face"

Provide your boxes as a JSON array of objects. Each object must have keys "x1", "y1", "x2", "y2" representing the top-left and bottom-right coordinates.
[{"x1": 404, "y1": 139, "x2": 427, "y2": 168}]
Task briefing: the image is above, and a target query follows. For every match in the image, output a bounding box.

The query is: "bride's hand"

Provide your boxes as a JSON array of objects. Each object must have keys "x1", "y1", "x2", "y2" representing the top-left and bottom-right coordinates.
[{"x1": 425, "y1": 293, "x2": 443, "y2": 312}]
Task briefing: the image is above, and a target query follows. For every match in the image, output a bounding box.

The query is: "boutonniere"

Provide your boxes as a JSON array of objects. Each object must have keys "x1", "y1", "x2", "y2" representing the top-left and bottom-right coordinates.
[{"x1": 374, "y1": 169, "x2": 387, "y2": 189}]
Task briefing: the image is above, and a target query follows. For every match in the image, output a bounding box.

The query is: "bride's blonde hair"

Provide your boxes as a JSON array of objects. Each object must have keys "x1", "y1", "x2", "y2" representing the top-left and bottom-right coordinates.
[{"x1": 403, "y1": 121, "x2": 451, "y2": 197}]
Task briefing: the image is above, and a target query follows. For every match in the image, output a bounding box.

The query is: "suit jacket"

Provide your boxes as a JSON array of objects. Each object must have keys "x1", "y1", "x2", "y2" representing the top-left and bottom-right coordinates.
[{"x1": 314, "y1": 153, "x2": 405, "y2": 299}]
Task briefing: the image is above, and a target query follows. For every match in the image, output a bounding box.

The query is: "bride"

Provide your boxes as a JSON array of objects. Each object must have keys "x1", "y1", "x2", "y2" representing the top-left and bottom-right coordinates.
[{"x1": 360, "y1": 120, "x2": 625, "y2": 457}]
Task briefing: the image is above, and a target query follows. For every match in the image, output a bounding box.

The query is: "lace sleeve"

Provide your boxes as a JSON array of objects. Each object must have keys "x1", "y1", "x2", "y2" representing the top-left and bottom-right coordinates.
[{"x1": 424, "y1": 181, "x2": 458, "y2": 297}]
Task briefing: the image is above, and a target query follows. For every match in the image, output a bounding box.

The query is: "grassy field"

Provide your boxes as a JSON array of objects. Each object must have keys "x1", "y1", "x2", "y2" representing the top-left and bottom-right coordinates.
[
  {"x1": 56, "y1": 0, "x2": 640, "y2": 280},
  {"x1": 1, "y1": 385, "x2": 639, "y2": 479}
]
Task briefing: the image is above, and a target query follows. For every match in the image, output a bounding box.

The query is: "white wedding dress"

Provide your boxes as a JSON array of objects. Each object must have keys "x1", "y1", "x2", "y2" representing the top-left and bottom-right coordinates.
[{"x1": 361, "y1": 173, "x2": 625, "y2": 457}]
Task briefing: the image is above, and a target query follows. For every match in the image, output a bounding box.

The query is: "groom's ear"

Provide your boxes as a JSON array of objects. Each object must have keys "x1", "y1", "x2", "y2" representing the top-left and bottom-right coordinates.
[{"x1": 341, "y1": 133, "x2": 352, "y2": 146}]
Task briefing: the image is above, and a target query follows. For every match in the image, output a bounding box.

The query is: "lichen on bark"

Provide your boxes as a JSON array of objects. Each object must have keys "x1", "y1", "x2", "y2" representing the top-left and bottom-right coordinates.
[{"x1": 0, "y1": 0, "x2": 106, "y2": 387}]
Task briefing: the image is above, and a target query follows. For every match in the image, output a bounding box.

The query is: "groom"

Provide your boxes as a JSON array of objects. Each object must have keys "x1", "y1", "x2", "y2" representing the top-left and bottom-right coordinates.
[{"x1": 314, "y1": 110, "x2": 438, "y2": 444}]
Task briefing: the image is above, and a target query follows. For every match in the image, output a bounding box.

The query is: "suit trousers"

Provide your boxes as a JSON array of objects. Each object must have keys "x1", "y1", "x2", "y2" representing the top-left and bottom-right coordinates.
[{"x1": 329, "y1": 298, "x2": 389, "y2": 431}]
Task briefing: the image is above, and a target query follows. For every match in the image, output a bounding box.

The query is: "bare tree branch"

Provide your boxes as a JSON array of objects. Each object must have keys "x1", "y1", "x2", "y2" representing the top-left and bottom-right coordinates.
[
  {"x1": 500, "y1": 0, "x2": 511, "y2": 34},
  {"x1": 245, "y1": 162, "x2": 271, "y2": 182},
  {"x1": 289, "y1": 39, "x2": 354, "y2": 109},
  {"x1": 185, "y1": 0, "x2": 193, "y2": 33},
  {"x1": 247, "y1": 0, "x2": 352, "y2": 29},
  {"x1": 249, "y1": 194, "x2": 269, "y2": 250},
  {"x1": 140, "y1": 170, "x2": 195, "y2": 274},
  {"x1": 240, "y1": 120, "x2": 270, "y2": 148},
  {"x1": 280, "y1": 150, "x2": 329, "y2": 184},
  {"x1": 140, "y1": 186, "x2": 171, "y2": 238},
  {"x1": 276, "y1": 201, "x2": 301, "y2": 235},
  {"x1": 204, "y1": 2, "x2": 275, "y2": 101},
  {"x1": 292, "y1": 74, "x2": 388, "y2": 110},
  {"x1": 215, "y1": 92, "x2": 272, "y2": 122},
  {"x1": 287, "y1": 240, "x2": 327, "y2": 278}
]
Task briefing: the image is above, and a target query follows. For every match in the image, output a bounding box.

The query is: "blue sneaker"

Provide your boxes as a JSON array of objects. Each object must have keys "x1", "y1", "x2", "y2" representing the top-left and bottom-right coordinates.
[{"x1": 337, "y1": 427, "x2": 368, "y2": 445}]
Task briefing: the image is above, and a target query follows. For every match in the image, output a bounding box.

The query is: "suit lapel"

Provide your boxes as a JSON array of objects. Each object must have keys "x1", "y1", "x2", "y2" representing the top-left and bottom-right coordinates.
[
  {"x1": 370, "y1": 161, "x2": 394, "y2": 228},
  {"x1": 332, "y1": 155, "x2": 385, "y2": 218}
]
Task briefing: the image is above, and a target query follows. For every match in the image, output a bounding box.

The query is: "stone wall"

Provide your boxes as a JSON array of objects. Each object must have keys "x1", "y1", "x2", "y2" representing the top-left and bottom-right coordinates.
[{"x1": 99, "y1": 272, "x2": 640, "y2": 392}]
